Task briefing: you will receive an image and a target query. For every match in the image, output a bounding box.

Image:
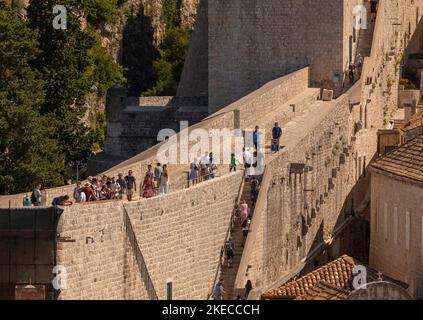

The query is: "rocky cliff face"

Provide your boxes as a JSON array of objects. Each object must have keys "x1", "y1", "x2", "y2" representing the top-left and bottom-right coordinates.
[
  {"x1": 97, "y1": 0, "x2": 200, "y2": 97},
  {"x1": 12, "y1": 0, "x2": 200, "y2": 126}
]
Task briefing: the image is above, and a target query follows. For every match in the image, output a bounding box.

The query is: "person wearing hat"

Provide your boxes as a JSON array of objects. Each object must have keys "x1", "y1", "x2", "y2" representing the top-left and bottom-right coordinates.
[
  {"x1": 116, "y1": 172, "x2": 126, "y2": 200},
  {"x1": 82, "y1": 182, "x2": 96, "y2": 202}
]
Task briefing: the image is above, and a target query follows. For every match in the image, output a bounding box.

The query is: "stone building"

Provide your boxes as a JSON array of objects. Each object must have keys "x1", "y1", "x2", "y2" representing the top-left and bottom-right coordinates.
[{"x1": 369, "y1": 133, "x2": 423, "y2": 299}]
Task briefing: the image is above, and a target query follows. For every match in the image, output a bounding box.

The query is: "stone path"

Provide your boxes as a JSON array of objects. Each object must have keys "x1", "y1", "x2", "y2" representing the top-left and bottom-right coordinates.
[{"x1": 220, "y1": 179, "x2": 255, "y2": 300}]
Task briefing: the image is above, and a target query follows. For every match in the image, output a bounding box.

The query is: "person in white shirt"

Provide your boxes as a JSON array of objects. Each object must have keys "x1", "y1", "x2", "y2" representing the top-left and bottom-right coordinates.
[{"x1": 243, "y1": 148, "x2": 253, "y2": 177}]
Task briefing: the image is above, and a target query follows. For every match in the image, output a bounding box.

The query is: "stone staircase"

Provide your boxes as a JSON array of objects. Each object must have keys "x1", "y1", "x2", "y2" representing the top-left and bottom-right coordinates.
[
  {"x1": 356, "y1": 19, "x2": 375, "y2": 59},
  {"x1": 219, "y1": 179, "x2": 256, "y2": 300}
]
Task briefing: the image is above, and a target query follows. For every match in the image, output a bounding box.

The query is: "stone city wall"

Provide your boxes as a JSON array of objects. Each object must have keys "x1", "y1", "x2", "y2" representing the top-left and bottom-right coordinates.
[{"x1": 55, "y1": 170, "x2": 243, "y2": 300}]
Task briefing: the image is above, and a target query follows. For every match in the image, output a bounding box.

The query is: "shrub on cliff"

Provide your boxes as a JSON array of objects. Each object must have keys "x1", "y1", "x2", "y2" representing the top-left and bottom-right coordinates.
[
  {"x1": 82, "y1": 0, "x2": 119, "y2": 25},
  {"x1": 144, "y1": 27, "x2": 191, "y2": 96}
]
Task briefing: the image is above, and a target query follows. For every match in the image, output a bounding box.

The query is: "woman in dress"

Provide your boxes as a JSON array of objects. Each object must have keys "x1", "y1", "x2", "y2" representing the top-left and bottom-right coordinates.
[
  {"x1": 190, "y1": 158, "x2": 199, "y2": 185},
  {"x1": 142, "y1": 174, "x2": 155, "y2": 198},
  {"x1": 239, "y1": 200, "x2": 249, "y2": 226}
]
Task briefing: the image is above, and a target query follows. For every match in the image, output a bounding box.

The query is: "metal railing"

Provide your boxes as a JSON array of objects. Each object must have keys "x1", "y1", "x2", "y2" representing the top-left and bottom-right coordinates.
[{"x1": 123, "y1": 206, "x2": 159, "y2": 300}]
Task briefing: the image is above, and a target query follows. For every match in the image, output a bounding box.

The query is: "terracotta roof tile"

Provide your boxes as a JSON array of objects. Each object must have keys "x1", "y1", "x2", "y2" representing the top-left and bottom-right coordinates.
[
  {"x1": 294, "y1": 281, "x2": 350, "y2": 300},
  {"x1": 371, "y1": 133, "x2": 423, "y2": 182},
  {"x1": 261, "y1": 255, "x2": 407, "y2": 300},
  {"x1": 402, "y1": 109, "x2": 423, "y2": 131}
]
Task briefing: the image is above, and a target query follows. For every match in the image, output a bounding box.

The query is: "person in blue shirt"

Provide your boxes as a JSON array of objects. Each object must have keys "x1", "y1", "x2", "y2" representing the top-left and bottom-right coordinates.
[
  {"x1": 52, "y1": 195, "x2": 73, "y2": 206},
  {"x1": 272, "y1": 122, "x2": 283, "y2": 153},
  {"x1": 253, "y1": 126, "x2": 260, "y2": 151},
  {"x1": 213, "y1": 279, "x2": 226, "y2": 300}
]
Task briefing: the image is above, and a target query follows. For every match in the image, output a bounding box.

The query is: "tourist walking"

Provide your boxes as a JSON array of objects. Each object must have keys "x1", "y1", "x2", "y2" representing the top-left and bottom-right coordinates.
[
  {"x1": 190, "y1": 158, "x2": 199, "y2": 185},
  {"x1": 146, "y1": 165, "x2": 154, "y2": 179},
  {"x1": 229, "y1": 153, "x2": 237, "y2": 172},
  {"x1": 245, "y1": 280, "x2": 253, "y2": 299},
  {"x1": 111, "y1": 177, "x2": 121, "y2": 199},
  {"x1": 116, "y1": 173, "x2": 126, "y2": 200},
  {"x1": 213, "y1": 279, "x2": 226, "y2": 300},
  {"x1": 253, "y1": 126, "x2": 260, "y2": 151},
  {"x1": 242, "y1": 218, "x2": 251, "y2": 246},
  {"x1": 82, "y1": 182, "x2": 96, "y2": 202},
  {"x1": 272, "y1": 122, "x2": 282, "y2": 153},
  {"x1": 154, "y1": 163, "x2": 163, "y2": 189},
  {"x1": 159, "y1": 165, "x2": 170, "y2": 195},
  {"x1": 348, "y1": 64, "x2": 355, "y2": 85},
  {"x1": 142, "y1": 174, "x2": 155, "y2": 198},
  {"x1": 243, "y1": 148, "x2": 253, "y2": 178},
  {"x1": 225, "y1": 238, "x2": 235, "y2": 268},
  {"x1": 200, "y1": 152, "x2": 210, "y2": 179},
  {"x1": 239, "y1": 200, "x2": 249, "y2": 225},
  {"x1": 31, "y1": 183, "x2": 42, "y2": 206},
  {"x1": 125, "y1": 170, "x2": 136, "y2": 201},
  {"x1": 73, "y1": 182, "x2": 86, "y2": 203},
  {"x1": 210, "y1": 160, "x2": 218, "y2": 179}
]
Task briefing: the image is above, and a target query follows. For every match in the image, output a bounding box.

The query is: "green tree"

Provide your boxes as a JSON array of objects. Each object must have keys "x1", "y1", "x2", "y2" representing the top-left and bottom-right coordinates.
[
  {"x1": 145, "y1": 27, "x2": 191, "y2": 96},
  {"x1": 87, "y1": 30, "x2": 126, "y2": 95},
  {"x1": 82, "y1": 0, "x2": 119, "y2": 25},
  {"x1": 163, "y1": 0, "x2": 180, "y2": 28},
  {"x1": 27, "y1": 0, "x2": 102, "y2": 164},
  {"x1": 0, "y1": 3, "x2": 65, "y2": 194}
]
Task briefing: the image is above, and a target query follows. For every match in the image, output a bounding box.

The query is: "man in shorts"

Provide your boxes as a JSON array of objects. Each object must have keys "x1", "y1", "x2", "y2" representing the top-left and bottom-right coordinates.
[{"x1": 125, "y1": 170, "x2": 136, "y2": 201}]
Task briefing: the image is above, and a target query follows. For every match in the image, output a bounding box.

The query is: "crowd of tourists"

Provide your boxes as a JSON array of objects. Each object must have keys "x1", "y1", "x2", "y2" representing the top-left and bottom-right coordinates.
[
  {"x1": 189, "y1": 152, "x2": 219, "y2": 185},
  {"x1": 23, "y1": 123, "x2": 282, "y2": 208},
  {"x1": 70, "y1": 164, "x2": 171, "y2": 204}
]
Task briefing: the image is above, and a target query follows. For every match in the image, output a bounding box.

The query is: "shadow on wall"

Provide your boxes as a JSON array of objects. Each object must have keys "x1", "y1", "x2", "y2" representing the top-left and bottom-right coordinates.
[
  {"x1": 298, "y1": 157, "x2": 374, "y2": 278},
  {"x1": 121, "y1": 6, "x2": 159, "y2": 97}
]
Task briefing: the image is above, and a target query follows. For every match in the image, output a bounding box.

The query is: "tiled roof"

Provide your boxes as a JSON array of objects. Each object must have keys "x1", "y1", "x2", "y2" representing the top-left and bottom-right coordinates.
[
  {"x1": 294, "y1": 281, "x2": 350, "y2": 300},
  {"x1": 261, "y1": 255, "x2": 406, "y2": 300},
  {"x1": 371, "y1": 133, "x2": 423, "y2": 182},
  {"x1": 402, "y1": 109, "x2": 423, "y2": 131}
]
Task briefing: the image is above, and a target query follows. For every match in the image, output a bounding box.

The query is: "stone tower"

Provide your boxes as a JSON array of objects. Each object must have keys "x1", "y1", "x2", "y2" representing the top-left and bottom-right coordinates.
[{"x1": 178, "y1": 0, "x2": 366, "y2": 114}]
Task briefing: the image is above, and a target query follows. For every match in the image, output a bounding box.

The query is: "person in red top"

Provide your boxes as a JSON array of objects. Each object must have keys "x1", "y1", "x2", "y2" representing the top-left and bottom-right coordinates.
[{"x1": 83, "y1": 182, "x2": 96, "y2": 202}]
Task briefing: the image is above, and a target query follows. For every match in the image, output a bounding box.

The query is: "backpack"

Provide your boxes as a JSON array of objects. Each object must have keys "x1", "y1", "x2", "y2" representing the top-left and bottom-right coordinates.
[
  {"x1": 30, "y1": 192, "x2": 36, "y2": 204},
  {"x1": 225, "y1": 241, "x2": 233, "y2": 252}
]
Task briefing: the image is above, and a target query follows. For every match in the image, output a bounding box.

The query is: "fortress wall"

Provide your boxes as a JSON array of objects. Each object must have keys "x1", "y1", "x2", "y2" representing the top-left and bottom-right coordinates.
[
  {"x1": 177, "y1": 0, "x2": 208, "y2": 98},
  {"x1": 235, "y1": 68, "x2": 311, "y2": 128},
  {"x1": 0, "y1": 193, "x2": 27, "y2": 208},
  {"x1": 208, "y1": 0, "x2": 349, "y2": 114},
  {"x1": 236, "y1": 0, "x2": 423, "y2": 295},
  {"x1": 237, "y1": 91, "x2": 361, "y2": 291},
  {"x1": 56, "y1": 201, "x2": 149, "y2": 300},
  {"x1": 124, "y1": 171, "x2": 244, "y2": 299},
  {"x1": 303, "y1": 0, "x2": 345, "y2": 93},
  {"x1": 55, "y1": 170, "x2": 243, "y2": 300},
  {"x1": 208, "y1": 0, "x2": 309, "y2": 114}
]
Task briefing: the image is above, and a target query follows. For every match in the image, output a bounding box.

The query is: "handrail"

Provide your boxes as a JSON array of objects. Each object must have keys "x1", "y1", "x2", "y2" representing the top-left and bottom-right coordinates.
[
  {"x1": 207, "y1": 170, "x2": 245, "y2": 299},
  {"x1": 123, "y1": 206, "x2": 159, "y2": 300}
]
